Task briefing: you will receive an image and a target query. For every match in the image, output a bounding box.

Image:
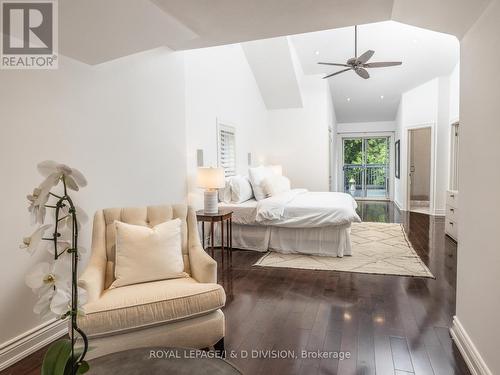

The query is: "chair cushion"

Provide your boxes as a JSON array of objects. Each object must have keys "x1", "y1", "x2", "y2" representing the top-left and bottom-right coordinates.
[{"x1": 78, "y1": 278, "x2": 226, "y2": 337}]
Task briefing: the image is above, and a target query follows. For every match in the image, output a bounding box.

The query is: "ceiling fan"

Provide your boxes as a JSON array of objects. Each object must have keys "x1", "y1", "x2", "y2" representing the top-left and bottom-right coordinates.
[{"x1": 318, "y1": 25, "x2": 402, "y2": 79}]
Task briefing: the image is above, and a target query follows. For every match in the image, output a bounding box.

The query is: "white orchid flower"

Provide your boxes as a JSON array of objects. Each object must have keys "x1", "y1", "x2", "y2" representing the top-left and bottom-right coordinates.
[
  {"x1": 50, "y1": 285, "x2": 88, "y2": 316},
  {"x1": 20, "y1": 225, "x2": 52, "y2": 255},
  {"x1": 33, "y1": 289, "x2": 54, "y2": 320},
  {"x1": 25, "y1": 255, "x2": 72, "y2": 294},
  {"x1": 27, "y1": 181, "x2": 52, "y2": 224},
  {"x1": 59, "y1": 205, "x2": 89, "y2": 231},
  {"x1": 47, "y1": 240, "x2": 70, "y2": 256},
  {"x1": 37, "y1": 160, "x2": 87, "y2": 191},
  {"x1": 34, "y1": 284, "x2": 88, "y2": 319}
]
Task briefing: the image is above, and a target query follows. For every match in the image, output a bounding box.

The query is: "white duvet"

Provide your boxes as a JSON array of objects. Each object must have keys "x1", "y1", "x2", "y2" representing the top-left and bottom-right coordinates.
[{"x1": 253, "y1": 189, "x2": 361, "y2": 228}]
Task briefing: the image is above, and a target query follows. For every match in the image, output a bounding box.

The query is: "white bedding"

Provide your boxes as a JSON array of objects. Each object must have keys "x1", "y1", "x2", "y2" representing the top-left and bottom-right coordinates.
[
  {"x1": 221, "y1": 189, "x2": 360, "y2": 228},
  {"x1": 214, "y1": 223, "x2": 352, "y2": 257},
  {"x1": 219, "y1": 199, "x2": 258, "y2": 224}
]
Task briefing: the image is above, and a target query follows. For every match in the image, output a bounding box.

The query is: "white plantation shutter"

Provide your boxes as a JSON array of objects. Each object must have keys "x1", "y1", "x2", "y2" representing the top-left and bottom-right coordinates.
[{"x1": 218, "y1": 124, "x2": 236, "y2": 177}]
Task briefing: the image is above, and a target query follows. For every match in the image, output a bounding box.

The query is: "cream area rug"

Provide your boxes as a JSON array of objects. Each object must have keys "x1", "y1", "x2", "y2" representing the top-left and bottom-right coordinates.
[{"x1": 254, "y1": 222, "x2": 434, "y2": 278}]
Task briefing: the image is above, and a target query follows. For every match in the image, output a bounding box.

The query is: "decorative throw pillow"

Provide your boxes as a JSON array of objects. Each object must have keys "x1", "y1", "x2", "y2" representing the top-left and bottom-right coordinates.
[
  {"x1": 263, "y1": 175, "x2": 291, "y2": 197},
  {"x1": 248, "y1": 166, "x2": 275, "y2": 200},
  {"x1": 111, "y1": 219, "x2": 186, "y2": 288},
  {"x1": 248, "y1": 165, "x2": 284, "y2": 200},
  {"x1": 219, "y1": 177, "x2": 233, "y2": 203},
  {"x1": 230, "y1": 175, "x2": 254, "y2": 203}
]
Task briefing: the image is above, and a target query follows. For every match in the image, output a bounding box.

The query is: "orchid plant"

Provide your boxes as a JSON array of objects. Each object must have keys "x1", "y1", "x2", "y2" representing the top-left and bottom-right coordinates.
[{"x1": 22, "y1": 161, "x2": 89, "y2": 375}]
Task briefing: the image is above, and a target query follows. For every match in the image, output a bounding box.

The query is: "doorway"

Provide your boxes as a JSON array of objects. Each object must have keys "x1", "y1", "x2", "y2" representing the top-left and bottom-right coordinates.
[
  {"x1": 342, "y1": 136, "x2": 390, "y2": 200},
  {"x1": 408, "y1": 127, "x2": 432, "y2": 214}
]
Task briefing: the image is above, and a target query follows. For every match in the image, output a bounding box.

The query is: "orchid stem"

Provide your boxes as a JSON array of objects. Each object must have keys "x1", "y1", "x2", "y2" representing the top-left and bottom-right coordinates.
[
  {"x1": 45, "y1": 205, "x2": 58, "y2": 208},
  {"x1": 49, "y1": 192, "x2": 63, "y2": 199}
]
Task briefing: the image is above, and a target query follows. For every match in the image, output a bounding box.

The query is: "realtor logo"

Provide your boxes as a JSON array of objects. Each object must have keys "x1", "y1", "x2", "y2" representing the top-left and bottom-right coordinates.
[{"x1": 1, "y1": 0, "x2": 58, "y2": 69}]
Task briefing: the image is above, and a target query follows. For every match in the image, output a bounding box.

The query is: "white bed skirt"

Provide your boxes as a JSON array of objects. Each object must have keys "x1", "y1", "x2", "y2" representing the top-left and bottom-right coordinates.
[{"x1": 213, "y1": 223, "x2": 352, "y2": 257}]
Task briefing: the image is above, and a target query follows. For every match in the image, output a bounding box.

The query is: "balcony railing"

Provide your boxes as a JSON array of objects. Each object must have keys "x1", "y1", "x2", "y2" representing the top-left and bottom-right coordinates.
[{"x1": 343, "y1": 164, "x2": 389, "y2": 198}]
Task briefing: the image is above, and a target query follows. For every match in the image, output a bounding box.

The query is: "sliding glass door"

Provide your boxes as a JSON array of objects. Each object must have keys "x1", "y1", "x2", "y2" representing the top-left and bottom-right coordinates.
[{"x1": 343, "y1": 137, "x2": 390, "y2": 199}]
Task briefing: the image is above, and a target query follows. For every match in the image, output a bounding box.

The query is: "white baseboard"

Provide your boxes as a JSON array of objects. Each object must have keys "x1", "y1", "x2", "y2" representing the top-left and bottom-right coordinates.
[
  {"x1": 433, "y1": 208, "x2": 446, "y2": 216},
  {"x1": 450, "y1": 316, "x2": 492, "y2": 375},
  {"x1": 0, "y1": 319, "x2": 68, "y2": 371}
]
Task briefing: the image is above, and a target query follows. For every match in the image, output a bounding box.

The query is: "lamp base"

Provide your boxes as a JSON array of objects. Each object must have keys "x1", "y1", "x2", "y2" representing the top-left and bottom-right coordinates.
[{"x1": 204, "y1": 190, "x2": 219, "y2": 214}]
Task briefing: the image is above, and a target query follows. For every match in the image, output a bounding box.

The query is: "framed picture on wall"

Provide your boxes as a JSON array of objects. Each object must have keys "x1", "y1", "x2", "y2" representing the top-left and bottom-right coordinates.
[{"x1": 395, "y1": 140, "x2": 401, "y2": 179}]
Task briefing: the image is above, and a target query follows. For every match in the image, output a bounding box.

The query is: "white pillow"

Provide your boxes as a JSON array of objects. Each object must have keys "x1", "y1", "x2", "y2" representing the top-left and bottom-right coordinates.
[
  {"x1": 230, "y1": 176, "x2": 254, "y2": 203},
  {"x1": 111, "y1": 219, "x2": 187, "y2": 288},
  {"x1": 263, "y1": 175, "x2": 291, "y2": 197},
  {"x1": 219, "y1": 178, "x2": 233, "y2": 203},
  {"x1": 248, "y1": 166, "x2": 273, "y2": 200}
]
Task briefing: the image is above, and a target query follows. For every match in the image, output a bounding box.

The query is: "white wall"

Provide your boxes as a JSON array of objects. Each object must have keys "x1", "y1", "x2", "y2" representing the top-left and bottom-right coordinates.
[
  {"x1": 184, "y1": 44, "x2": 269, "y2": 208},
  {"x1": 0, "y1": 48, "x2": 187, "y2": 347},
  {"x1": 455, "y1": 1, "x2": 500, "y2": 373},
  {"x1": 267, "y1": 74, "x2": 332, "y2": 191},
  {"x1": 449, "y1": 63, "x2": 460, "y2": 123},
  {"x1": 266, "y1": 41, "x2": 334, "y2": 191},
  {"x1": 337, "y1": 121, "x2": 396, "y2": 134},
  {"x1": 394, "y1": 78, "x2": 438, "y2": 209},
  {"x1": 394, "y1": 73, "x2": 456, "y2": 214},
  {"x1": 327, "y1": 85, "x2": 338, "y2": 191}
]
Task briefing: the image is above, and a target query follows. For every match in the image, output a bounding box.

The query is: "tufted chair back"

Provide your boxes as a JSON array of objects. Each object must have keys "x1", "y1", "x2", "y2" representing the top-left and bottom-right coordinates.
[{"x1": 91, "y1": 204, "x2": 194, "y2": 289}]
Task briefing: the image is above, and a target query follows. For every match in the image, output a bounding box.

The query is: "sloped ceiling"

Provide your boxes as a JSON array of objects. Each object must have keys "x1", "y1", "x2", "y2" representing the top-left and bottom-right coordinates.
[
  {"x1": 242, "y1": 38, "x2": 303, "y2": 110},
  {"x1": 291, "y1": 21, "x2": 459, "y2": 122},
  {"x1": 152, "y1": 0, "x2": 394, "y2": 50},
  {"x1": 59, "y1": 0, "x2": 198, "y2": 65},
  {"x1": 391, "y1": 0, "x2": 491, "y2": 40},
  {"x1": 58, "y1": 0, "x2": 490, "y2": 65}
]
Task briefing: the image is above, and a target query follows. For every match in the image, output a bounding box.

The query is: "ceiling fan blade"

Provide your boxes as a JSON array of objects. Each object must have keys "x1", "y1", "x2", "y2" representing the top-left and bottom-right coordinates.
[
  {"x1": 364, "y1": 61, "x2": 402, "y2": 68},
  {"x1": 356, "y1": 50, "x2": 374, "y2": 64},
  {"x1": 318, "y1": 62, "x2": 350, "y2": 67},
  {"x1": 322, "y1": 68, "x2": 352, "y2": 79},
  {"x1": 355, "y1": 67, "x2": 370, "y2": 79}
]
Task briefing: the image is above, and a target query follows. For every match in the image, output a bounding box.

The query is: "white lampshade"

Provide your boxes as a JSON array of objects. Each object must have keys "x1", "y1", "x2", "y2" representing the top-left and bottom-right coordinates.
[
  {"x1": 270, "y1": 165, "x2": 283, "y2": 176},
  {"x1": 197, "y1": 167, "x2": 225, "y2": 189}
]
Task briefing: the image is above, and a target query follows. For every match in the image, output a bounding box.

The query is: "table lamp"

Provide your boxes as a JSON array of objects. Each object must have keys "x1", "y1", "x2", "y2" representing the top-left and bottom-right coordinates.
[{"x1": 197, "y1": 167, "x2": 225, "y2": 213}]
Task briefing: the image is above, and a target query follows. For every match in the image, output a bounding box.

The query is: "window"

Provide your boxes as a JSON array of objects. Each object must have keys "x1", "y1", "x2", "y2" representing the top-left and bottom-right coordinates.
[
  {"x1": 449, "y1": 122, "x2": 460, "y2": 190},
  {"x1": 217, "y1": 123, "x2": 236, "y2": 177}
]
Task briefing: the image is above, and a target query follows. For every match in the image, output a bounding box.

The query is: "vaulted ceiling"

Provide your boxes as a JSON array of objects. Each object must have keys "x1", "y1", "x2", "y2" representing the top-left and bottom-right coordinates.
[
  {"x1": 291, "y1": 21, "x2": 459, "y2": 122},
  {"x1": 59, "y1": 0, "x2": 490, "y2": 64},
  {"x1": 58, "y1": 0, "x2": 485, "y2": 121}
]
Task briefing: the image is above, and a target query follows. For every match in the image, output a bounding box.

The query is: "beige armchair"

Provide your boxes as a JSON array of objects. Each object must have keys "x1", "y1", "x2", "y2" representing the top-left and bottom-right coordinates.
[{"x1": 78, "y1": 204, "x2": 226, "y2": 359}]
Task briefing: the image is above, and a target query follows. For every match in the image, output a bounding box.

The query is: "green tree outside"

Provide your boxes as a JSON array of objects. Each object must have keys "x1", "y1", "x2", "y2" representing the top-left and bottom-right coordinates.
[{"x1": 343, "y1": 138, "x2": 389, "y2": 190}]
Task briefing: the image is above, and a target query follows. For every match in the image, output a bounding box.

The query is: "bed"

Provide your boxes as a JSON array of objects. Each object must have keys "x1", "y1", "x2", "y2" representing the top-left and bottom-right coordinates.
[{"x1": 218, "y1": 189, "x2": 361, "y2": 257}]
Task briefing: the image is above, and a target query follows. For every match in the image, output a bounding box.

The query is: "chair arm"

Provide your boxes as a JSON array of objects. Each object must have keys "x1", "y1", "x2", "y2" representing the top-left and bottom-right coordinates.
[
  {"x1": 79, "y1": 257, "x2": 106, "y2": 304},
  {"x1": 189, "y1": 244, "x2": 217, "y2": 284}
]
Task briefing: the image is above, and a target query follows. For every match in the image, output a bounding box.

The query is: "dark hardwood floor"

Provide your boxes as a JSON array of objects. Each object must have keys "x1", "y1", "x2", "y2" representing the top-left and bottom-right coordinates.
[
  {"x1": 219, "y1": 201, "x2": 469, "y2": 375},
  {"x1": 1, "y1": 201, "x2": 469, "y2": 375}
]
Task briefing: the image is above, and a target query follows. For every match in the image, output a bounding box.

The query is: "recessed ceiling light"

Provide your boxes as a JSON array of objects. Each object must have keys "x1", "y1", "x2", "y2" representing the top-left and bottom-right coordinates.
[
  {"x1": 315, "y1": 50, "x2": 320, "y2": 55},
  {"x1": 347, "y1": 97, "x2": 351, "y2": 102},
  {"x1": 380, "y1": 95, "x2": 384, "y2": 99}
]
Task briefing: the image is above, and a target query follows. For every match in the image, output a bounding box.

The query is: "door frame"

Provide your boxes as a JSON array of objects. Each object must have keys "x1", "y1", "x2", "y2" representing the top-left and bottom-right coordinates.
[
  {"x1": 336, "y1": 132, "x2": 394, "y2": 201},
  {"x1": 406, "y1": 124, "x2": 436, "y2": 214}
]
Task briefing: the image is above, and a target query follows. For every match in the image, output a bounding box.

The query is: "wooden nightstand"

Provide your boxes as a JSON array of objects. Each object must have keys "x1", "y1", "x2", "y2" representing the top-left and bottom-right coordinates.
[{"x1": 196, "y1": 209, "x2": 233, "y2": 267}]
